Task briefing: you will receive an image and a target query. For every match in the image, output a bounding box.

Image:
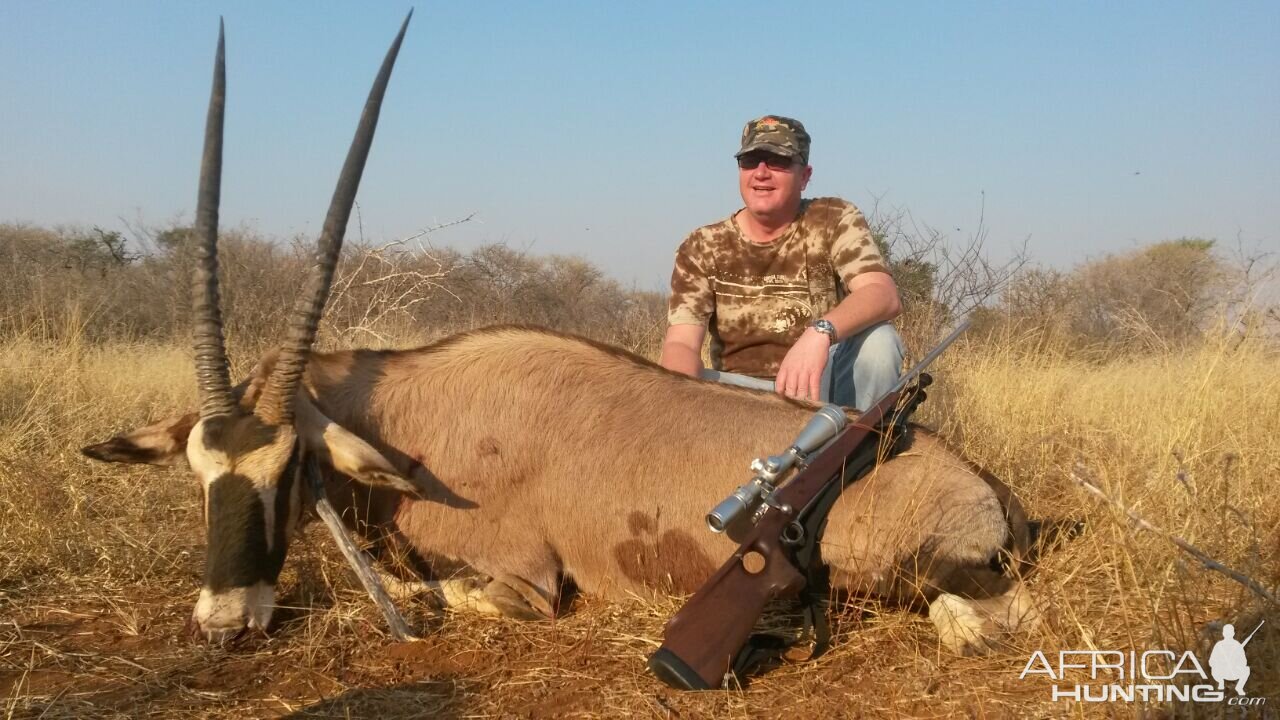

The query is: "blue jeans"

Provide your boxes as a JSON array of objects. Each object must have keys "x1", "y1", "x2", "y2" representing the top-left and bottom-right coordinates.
[{"x1": 699, "y1": 322, "x2": 905, "y2": 410}]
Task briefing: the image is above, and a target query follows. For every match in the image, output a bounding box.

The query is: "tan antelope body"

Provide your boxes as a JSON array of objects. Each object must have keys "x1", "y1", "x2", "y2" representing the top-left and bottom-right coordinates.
[
  {"x1": 83, "y1": 16, "x2": 1037, "y2": 656},
  {"x1": 89, "y1": 324, "x2": 1038, "y2": 653},
  {"x1": 306, "y1": 327, "x2": 1020, "y2": 604}
]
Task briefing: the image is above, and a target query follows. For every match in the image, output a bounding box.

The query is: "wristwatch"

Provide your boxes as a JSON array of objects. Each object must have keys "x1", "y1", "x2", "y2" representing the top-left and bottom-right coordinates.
[{"x1": 811, "y1": 318, "x2": 837, "y2": 343}]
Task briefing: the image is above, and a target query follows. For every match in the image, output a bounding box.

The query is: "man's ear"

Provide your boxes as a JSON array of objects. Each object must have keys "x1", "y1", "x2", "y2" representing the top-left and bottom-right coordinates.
[
  {"x1": 295, "y1": 399, "x2": 425, "y2": 496},
  {"x1": 81, "y1": 413, "x2": 198, "y2": 467}
]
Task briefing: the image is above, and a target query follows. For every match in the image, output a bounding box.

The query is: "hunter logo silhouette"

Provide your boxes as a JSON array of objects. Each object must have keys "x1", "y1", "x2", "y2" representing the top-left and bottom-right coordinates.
[{"x1": 1209, "y1": 621, "x2": 1263, "y2": 696}]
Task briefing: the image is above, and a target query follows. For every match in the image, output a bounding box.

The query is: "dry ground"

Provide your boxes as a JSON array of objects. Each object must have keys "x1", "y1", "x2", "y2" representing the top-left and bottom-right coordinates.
[{"x1": 2, "y1": 329, "x2": 1277, "y2": 718}]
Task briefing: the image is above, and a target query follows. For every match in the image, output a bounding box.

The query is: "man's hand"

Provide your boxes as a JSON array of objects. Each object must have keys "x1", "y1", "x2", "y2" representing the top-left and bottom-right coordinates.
[
  {"x1": 774, "y1": 273, "x2": 901, "y2": 401},
  {"x1": 775, "y1": 328, "x2": 830, "y2": 401}
]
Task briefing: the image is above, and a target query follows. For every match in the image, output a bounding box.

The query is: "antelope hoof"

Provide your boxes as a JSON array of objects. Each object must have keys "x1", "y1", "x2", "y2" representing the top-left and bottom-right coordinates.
[
  {"x1": 992, "y1": 583, "x2": 1042, "y2": 634},
  {"x1": 485, "y1": 574, "x2": 555, "y2": 620},
  {"x1": 929, "y1": 593, "x2": 1001, "y2": 656}
]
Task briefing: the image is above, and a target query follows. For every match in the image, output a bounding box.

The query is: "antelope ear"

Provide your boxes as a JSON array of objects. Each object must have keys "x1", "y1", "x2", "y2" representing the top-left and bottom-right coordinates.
[
  {"x1": 316, "y1": 425, "x2": 423, "y2": 496},
  {"x1": 81, "y1": 413, "x2": 198, "y2": 467},
  {"x1": 295, "y1": 400, "x2": 424, "y2": 496}
]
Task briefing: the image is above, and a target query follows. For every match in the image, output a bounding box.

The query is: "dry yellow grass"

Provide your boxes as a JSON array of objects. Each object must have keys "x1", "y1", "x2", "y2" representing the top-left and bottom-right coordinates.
[{"x1": 1, "y1": 326, "x2": 1276, "y2": 718}]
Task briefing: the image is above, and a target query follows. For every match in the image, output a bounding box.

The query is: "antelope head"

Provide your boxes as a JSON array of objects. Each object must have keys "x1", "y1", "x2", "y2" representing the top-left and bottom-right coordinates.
[{"x1": 83, "y1": 15, "x2": 422, "y2": 642}]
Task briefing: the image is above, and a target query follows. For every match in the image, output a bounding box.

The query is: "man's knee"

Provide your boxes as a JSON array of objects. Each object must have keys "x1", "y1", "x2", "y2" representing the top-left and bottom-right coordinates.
[
  {"x1": 851, "y1": 323, "x2": 905, "y2": 378},
  {"x1": 828, "y1": 322, "x2": 905, "y2": 408}
]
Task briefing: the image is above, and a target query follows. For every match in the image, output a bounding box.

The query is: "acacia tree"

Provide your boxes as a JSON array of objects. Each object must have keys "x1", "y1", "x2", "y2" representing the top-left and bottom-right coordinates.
[
  {"x1": 1072, "y1": 238, "x2": 1226, "y2": 351},
  {"x1": 987, "y1": 238, "x2": 1230, "y2": 356}
]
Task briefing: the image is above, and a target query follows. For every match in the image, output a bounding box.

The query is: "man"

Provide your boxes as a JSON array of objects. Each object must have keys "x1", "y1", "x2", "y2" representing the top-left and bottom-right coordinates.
[
  {"x1": 1209, "y1": 623, "x2": 1252, "y2": 696},
  {"x1": 660, "y1": 115, "x2": 905, "y2": 410}
]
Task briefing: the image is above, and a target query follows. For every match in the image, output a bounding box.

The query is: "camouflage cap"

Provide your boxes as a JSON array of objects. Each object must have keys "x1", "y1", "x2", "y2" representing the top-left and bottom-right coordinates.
[{"x1": 736, "y1": 115, "x2": 810, "y2": 164}]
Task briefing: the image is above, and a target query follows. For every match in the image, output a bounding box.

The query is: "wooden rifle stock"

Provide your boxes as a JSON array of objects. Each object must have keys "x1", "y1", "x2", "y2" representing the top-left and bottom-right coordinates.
[
  {"x1": 648, "y1": 389, "x2": 901, "y2": 690},
  {"x1": 649, "y1": 320, "x2": 966, "y2": 689}
]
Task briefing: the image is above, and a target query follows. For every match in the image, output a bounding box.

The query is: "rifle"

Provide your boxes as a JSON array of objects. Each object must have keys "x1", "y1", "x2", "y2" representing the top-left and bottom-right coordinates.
[{"x1": 648, "y1": 320, "x2": 970, "y2": 690}]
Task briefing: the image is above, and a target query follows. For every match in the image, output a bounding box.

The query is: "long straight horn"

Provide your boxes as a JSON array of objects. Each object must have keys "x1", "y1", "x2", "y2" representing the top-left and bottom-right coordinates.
[
  {"x1": 192, "y1": 20, "x2": 236, "y2": 419},
  {"x1": 256, "y1": 11, "x2": 412, "y2": 425}
]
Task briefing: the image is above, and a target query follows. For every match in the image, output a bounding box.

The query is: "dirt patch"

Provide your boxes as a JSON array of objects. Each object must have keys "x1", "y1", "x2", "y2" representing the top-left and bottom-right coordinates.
[
  {"x1": 383, "y1": 640, "x2": 498, "y2": 677},
  {"x1": 524, "y1": 688, "x2": 600, "y2": 720}
]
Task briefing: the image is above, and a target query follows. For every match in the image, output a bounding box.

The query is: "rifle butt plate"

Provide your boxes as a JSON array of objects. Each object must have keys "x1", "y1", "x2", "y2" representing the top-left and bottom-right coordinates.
[{"x1": 648, "y1": 648, "x2": 714, "y2": 691}]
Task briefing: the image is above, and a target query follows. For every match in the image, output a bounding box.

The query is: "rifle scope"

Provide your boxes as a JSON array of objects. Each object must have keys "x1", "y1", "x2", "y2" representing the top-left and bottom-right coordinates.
[
  {"x1": 706, "y1": 480, "x2": 770, "y2": 535},
  {"x1": 705, "y1": 405, "x2": 847, "y2": 535}
]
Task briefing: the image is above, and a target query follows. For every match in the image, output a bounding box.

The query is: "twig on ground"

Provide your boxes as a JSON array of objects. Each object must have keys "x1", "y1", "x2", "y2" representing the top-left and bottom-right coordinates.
[
  {"x1": 307, "y1": 458, "x2": 417, "y2": 641},
  {"x1": 1070, "y1": 462, "x2": 1279, "y2": 606}
]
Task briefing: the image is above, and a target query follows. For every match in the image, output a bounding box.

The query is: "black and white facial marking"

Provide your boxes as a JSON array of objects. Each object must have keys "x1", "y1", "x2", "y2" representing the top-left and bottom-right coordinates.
[{"x1": 187, "y1": 414, "x2": 305, "y2": 641}]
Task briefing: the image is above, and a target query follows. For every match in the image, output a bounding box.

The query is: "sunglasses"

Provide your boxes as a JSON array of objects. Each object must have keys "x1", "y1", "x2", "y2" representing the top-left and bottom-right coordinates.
[{"x1": 737, "y1": 152, "x2": 800, "y2": 171}]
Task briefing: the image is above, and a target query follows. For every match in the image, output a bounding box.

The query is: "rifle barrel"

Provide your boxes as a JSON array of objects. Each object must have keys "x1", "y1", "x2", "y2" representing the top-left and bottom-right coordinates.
[{"x1": 1241, "y1": 619, "x2": 1265, "y2": 647}]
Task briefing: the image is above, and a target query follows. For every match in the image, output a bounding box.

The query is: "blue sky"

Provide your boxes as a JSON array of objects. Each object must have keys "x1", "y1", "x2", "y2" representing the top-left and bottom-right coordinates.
[{"x1": 2, "y1": 1, "x2": 1276, "y2": 289}]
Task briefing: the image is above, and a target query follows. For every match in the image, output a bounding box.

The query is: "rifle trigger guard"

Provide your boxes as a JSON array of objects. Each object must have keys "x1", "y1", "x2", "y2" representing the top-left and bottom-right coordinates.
[{"x1": 781, "y1": 521, "x2": 805, "y2": 546}]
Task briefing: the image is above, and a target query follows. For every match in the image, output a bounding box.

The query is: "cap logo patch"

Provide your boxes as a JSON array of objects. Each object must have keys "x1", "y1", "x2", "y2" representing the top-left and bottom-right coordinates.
[{"x1": 737, "y1": 114, "x2": 810, "y2": 163}]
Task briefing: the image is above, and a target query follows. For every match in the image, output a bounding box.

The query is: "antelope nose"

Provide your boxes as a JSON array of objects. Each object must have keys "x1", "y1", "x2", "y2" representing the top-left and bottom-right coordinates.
[
  {"x1": 189, "y1": 611, "x2": 248, "y2": 645},
  {"x1": 204, "y1": 623, "x2": 247, "y2": 645},
  {"x1": 192, "y1": 583, "x2": 277, "y2": 644}
]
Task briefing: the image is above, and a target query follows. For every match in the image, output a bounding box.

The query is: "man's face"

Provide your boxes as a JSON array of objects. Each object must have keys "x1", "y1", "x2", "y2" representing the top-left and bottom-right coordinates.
[{"x1": 737, "y1": 151, "x2": 811, "y2": 221}]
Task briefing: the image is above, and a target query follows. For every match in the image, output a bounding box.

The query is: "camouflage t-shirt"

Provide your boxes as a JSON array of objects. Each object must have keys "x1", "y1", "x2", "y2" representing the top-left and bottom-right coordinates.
[{"x1": 667, "y1": 197, "x2": 888, "y2": 378}]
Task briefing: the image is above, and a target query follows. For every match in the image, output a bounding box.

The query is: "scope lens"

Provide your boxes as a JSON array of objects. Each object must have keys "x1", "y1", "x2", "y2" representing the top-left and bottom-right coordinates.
[{"x1": 706, "y1": 513, "x2": 727, "y2": 533}]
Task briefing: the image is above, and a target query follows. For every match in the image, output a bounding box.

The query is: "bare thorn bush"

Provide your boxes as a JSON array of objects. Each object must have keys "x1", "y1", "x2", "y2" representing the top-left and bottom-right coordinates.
[
  {"x1": 866, "y1": 194, "x2": 1028, "y2": 351},
  {"x1": 322, "y1": 216, "x2": 472, "y2": 347}
]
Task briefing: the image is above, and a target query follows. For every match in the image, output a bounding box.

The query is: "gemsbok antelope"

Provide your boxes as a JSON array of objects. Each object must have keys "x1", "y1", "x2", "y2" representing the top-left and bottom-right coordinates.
[{"x1": 83, "y1": 16, "x2": 1039, "y2": 656}]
